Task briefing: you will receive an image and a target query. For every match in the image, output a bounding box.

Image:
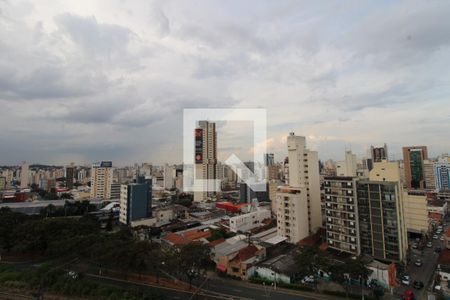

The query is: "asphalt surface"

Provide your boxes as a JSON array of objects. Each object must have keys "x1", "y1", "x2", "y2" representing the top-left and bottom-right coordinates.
[
  {"x1": 203, "y1": 275, "x2": 335, "y2": 300},
  {"x1": 87, "y1": 272, "x2": 335, "y2": 300},
  {"x1": 395, "y1": 231, "x2": 444, "y2": 299}
]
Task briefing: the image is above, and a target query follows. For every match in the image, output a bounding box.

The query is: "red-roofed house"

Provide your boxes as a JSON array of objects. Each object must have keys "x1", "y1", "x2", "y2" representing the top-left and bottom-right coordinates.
[
  {"x1": 209, "y1": 238, "x2": 225, "y2": 248},
  {"x1": 226, "y1": 244, "x2": 266, "y2": 280},
  {"x1": 162, "y1": 229, "x2": 211, "y2": 247}
]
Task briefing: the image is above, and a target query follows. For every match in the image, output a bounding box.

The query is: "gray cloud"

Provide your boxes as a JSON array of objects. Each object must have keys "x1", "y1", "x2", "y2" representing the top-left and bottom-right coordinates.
[{"x1": 0, "y1": 0, "x2": 450, "y2": 165}]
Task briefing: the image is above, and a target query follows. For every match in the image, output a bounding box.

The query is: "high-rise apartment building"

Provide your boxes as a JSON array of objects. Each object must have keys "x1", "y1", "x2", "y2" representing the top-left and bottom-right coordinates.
[
  {"x1": 20, "y1": 161, "x2": 29, "y2": 189},
  {"x1": 90, "y1": 161, "x2": 114, "y2": 200},
  {"x1": 276, "y1": 133, "x2": 321, "y2": 243},
  {"x1": 336, "y1": 151, "x2": 357, "y2": 177},
  {"x1": 423, "y1": 160, "x2": 436, "y2": 190},
  {"x1": 110, "y1": 183, "x2": 121, "y2": 199},
  {"x1": 65, "y1": 163, "x2": 75, "y2": 189},
  {"x1": 119, "y1": 175, "x2": 152, "y2": 225},
  {"x1": 0, "y1": 176, "x2": 6, "y2": 191},
  {"x1": 435, "y1": 160, "x2": 450, "y2": 191},
  {"x1": 264, "y1": 153, "x2": 275, "y2": 166},
  {"x1": 357, "y1": 161, "x2": 407, "y2": 262},
  {"x1": 324, "y1": 176, "x2": 359, "y2": 255},
  {"x1": 194, "y1": 121, "x2": 218, "y2": 202},
  {"x1": 163, "y1": 164, "x2": 175, "y2": 190},
  {"x1": 370, "y1": 144, "x2": 388, "y2": 163},
  {"x1": 403, "y1": 146, "x2": 428, "y2": 189}
]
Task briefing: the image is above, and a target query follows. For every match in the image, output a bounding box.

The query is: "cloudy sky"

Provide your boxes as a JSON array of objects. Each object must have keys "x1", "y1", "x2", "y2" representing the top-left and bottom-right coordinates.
[{"x1": 1, "y1": 0, "x2": 450, "y2": 166}]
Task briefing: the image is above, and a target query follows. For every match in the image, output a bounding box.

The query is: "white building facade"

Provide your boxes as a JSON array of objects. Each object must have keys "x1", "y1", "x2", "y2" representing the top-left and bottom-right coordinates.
[
  {"x1": 275, "y1": 133, "x2": 322, "y2": 243},
  {"x1": 229, "y1": 208, "x2": 271, "y2": 233},
  {"x1": 90, "y1": 161, "x2": 113, "y2": 200}
]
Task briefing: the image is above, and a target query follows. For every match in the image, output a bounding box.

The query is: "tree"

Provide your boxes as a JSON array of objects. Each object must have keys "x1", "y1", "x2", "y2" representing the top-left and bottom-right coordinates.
[
  {"x1": 169, "y1": 243, "x2": 211, "y2": 288},
  {"x1": 30, "y1": 183, "x2": 40, "y2": 192},
  {"x1": 60, "y1": 193, "x2": 73, "y2": 199},
  {"x1": 373, "y1": 286, "x2": 384, "y2": 299},
  {"x1": 0, "y1": 208, "x2": 28, "y2": 252},
  {"x1": 295, "y1": 246, "x2": 332, "y2": 283},
  {"x1": 330, "y1": 257, "x2": 372, "y2": 297},
  {"x1": 40, "y1": 204, "x2": 57, "y2": 217}
]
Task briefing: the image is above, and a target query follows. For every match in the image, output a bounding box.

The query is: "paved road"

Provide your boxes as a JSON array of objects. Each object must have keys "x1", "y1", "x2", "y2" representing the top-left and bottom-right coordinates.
[
  {"x1": 86, "y1": 273, "x2": 225, "y2": 300},
  {"x1": 87, "y1": 272, "x2": 336, "y2": 300},
  {"x1": 203, "y1": 275, "x2": 337, "y2": 300},
  {"x1": 395, "y1": 232, "x2": 443, "y2": 299}
]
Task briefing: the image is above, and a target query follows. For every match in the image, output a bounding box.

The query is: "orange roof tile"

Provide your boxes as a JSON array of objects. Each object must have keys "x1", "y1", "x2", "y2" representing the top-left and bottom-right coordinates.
[
  {"x1": 438, "y1": 249, "x2": 450, "y2": 265},
  {"x1": 209, "y1": 238, "x2": 225, "y2": 248},
  {"x1": 319, "y1": 242, "x2": 328, "y2": 251},
  {"x1": 445, "y1": 228, "x2": 450, "y2": 238},
  {"x1": 429, "y1": 212, "x2": 443, "y2": 221},
  {"x1": 163, "y1": 229, "x2": 211, "y2": 246},
  {"x1": 232, "y1": 245, "x2": 259, "y2": 262}
]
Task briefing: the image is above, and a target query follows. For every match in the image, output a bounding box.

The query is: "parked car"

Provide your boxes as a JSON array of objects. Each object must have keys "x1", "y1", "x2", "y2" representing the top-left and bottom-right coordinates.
[
  {"x1": 413, "y1": 281, "x2": 424, "y2": 289},
  {"x1": 301, "y1": 275, "x2": 315, "y2": 284},
  {"x1": 433, "y1": 235, "x2": 439, "y2": 240},
  {"x1": 403, "y1": 289, "x2": 415, "y2": 300},
  {"x1": 427, "y1": 242, "x2": 433, "y2": 248},
  {"x1": 412, "y1": 243, "x2": 418, "y2": 249},
  {"x1": 435, "y1": 246, "x2": 442, "y2": 253},
  {"x1": 440, "y1": 236, "x2": 444, "y2": 241},
  {"x1": 402, "y1": 276, "x2": 411, "y2": 285},
  {"x1": 414, "y1": 259, "x2": 422, "y2": 267},
  {"x1": 67, "y1": 271, "x2": 78, "y2": 279}
]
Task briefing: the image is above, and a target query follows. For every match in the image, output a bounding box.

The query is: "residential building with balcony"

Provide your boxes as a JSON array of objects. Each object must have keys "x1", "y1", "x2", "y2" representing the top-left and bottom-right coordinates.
[
  {"x1": 324, "y1": 176, "x2": 360, "y2": 255},
  {"x1": 275, "y1": 133, "x2": 321, "y2": 244}
]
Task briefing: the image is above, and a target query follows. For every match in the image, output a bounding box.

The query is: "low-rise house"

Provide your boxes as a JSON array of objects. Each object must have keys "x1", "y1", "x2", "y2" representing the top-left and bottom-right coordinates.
[
  {"x1": 366, "y1": 260, "x2": 396, "y2": 289},
  {"x1": 428, "y1": 198, "x2": 448, "y2": 226},
  {"x1": 217, "y1": 244, "x2": 266, "y2": 280},
  {"x1": 162, "y1": 228, "x2": 211, "y2": 248},
  {"x1": 214, "y1": 235, "x2": 267, "y2": 278},
  {"x1": 248, "y1": 252, "x2": 298, "y2": 284},
  {"x1": 229, "y1": 208, "x2": 271, "y2": 233}
]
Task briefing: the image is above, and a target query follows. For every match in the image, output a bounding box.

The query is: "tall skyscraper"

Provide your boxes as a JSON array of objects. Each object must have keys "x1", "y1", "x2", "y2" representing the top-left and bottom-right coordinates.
[
  {"x1": 163, "y1": 164, "x2": 175, "y2": 190},
  {"x1": 324, "y1": 176, "x2": 360, "y2": 255},
  {"x1": 119, "y1": 175, "x2": 152, "y2": 225},
  {"x1": 336, "y1": 150, "x2": 357, "y2": 177},
  {"x1": 0, "y1": 177, "x2": 6, "y2": 191},
  {"x1": 65, "y1": 162, "x2": 75, "y2": 189},
  {"x1": 20, "y1": 161, "x2": 29, "y2": 189},
  {"x1": 276, "y1": 133, "x2": 321, "y2": 243},
  {"x1": 357, "y1": 161, "x2": 408, "y2": 263},
  {"x1": 423, "y1": 160, "x2": 436, "y2": 190},
  {"x1": 435, "y1": 158, "x2": 450, "y2": 191},
  {"x1": 370, "y1": 144, "x2": 388, "y2": 163},
  {"x1": 194, "y1": 121, "x2": 217, "y2": 202},
  {"x1": 90, "y1": 161, "x2": 114, "y2": 200},
  {"x1": 264, "y1": 153, "x2": 275, "y2": 166},
  {"x1": 402, "y1": 146, "x2": 428, "y2": 189}
]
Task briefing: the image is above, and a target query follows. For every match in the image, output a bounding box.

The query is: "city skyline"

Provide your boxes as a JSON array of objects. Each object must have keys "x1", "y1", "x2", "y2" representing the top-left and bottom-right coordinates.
[{"x1": 1, "y1": 1, "x2": 450, "y2": 166}]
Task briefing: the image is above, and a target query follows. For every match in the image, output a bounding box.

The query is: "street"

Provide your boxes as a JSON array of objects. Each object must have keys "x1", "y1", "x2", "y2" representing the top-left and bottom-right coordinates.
[
  {"x1": 87, "y1": 271, "x2": 338, "y2": 300},
  {"x1": 395, "y1": 232, "x2": 444, "y2": 299}
]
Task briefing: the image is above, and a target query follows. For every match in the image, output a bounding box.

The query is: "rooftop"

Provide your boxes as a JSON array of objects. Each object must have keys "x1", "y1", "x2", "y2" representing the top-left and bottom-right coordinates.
[
  {"x1": 257, "y1": 251, "x2": 299, "y2": 276},
  {"x1": 163, "y1": 229, "x2": 211, "y2": 246},
  {"x1": 438, "y1": 249, "x2": 450, "y2": 266}
]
